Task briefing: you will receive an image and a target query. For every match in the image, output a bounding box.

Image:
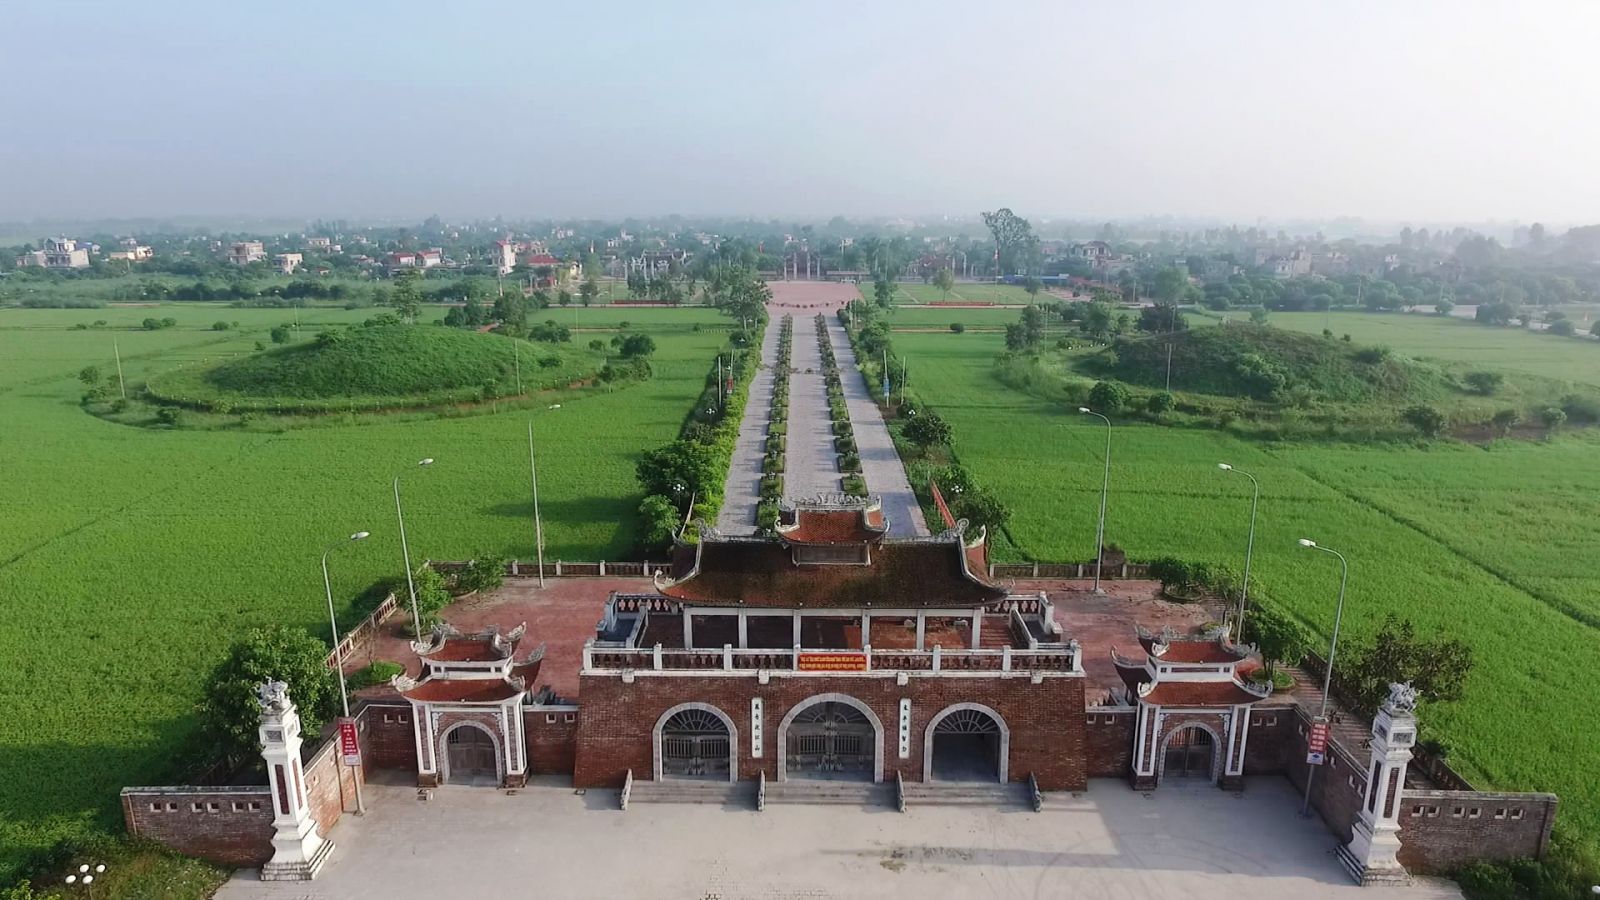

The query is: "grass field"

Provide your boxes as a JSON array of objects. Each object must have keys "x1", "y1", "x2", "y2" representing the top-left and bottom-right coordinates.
[
  {"x1": 0, "y1": 304, "x2": 729, "y2": 879},
  {"x1": 893, "y1": 328, "x2": 1600, "y2": 851},
  {"x1": 887, "y1": 282, "x2": 1043, "y2": 305},
  {"x1": 1209, "y1": 310, "x2": 1600, "y2": 388}
]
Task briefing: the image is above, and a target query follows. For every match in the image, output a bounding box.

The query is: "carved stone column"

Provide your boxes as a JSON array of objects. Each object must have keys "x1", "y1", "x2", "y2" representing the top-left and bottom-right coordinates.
[
  {"x1": 1337, "y1": 683, "x2": 1418, "y2": 885},
  {"x1": 257, "y1": 681, "x2": 334, "y2": 881}
]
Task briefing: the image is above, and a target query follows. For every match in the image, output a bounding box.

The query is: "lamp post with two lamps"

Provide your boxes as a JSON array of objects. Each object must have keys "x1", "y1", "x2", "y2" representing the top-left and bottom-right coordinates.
[
  {"x1": 529, "y1": 405, "x2": 561, "y2": 588},
  {"x1": 322, "y1": 530, "x2": 371, "y2": 815}
]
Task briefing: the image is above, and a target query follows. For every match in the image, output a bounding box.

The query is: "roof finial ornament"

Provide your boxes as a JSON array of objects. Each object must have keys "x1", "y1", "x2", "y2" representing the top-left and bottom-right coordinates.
[
  {"x1": 1385, "y1": 682, "x2": 1419, "y2": 713},
  {"x1": 256, "y1": 680, "x2": 289, "y2": 712}
]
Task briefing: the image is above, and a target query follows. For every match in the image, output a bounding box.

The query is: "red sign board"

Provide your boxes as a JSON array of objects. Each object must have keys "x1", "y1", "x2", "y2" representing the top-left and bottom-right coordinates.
[
  {"x1": 1306, "y1": 719, "x2": 1330, "y2": 766},
  {"x1": 338, "y1": 717, "x2": 361, "y2": 765},
  {"x1": 797, "y1": 652, "x2": 868, "y2": 672}
]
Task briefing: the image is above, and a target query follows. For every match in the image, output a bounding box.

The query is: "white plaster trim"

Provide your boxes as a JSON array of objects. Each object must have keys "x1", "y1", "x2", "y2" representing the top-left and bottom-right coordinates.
[
  {"x1": 651, "y1": 702, "x2": 739, "y2": 783},
  {"x1": 438, "y1": 720, "x2": 504, "y2": 785},
  {"x1": 922, "y1": 702, "x2": 1009, "y2": 784},
  {"x1": 776, "y1": 693, "x2": 885, "y2": 783}
]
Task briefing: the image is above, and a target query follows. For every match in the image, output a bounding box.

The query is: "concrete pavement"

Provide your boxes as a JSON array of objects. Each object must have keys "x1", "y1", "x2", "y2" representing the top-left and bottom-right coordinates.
[
  {"x1": 715, "y1": 316, "x2": 779, "y2": 535},
  {"x1": 217, "y1": 774, "x2": 1461, "y2": 900},
  {"x1": 826, "y1": 314, "x2": 928, "y2": 537}
]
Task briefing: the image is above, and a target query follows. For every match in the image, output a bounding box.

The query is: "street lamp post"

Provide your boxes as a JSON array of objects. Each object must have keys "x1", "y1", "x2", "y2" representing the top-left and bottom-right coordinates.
[
  {"x1": 1079, "y1": 408, "x2": 1112, "y2": 593},
  {"x1": 1297, "y1": 537, "x2": 1350, "y2": 818},
  {"x1": 322, "y1": 530, "x2": 370, "y2": 815},
  {"x1": 528, "y1": 405, "x2": 560, "y2": 588},
  {"x1": 394, "y1": 458, "x2": 434, "y2": 637},
  {"x1": 1217, "y1": 463, "x2": 1260, "y2": 634}
]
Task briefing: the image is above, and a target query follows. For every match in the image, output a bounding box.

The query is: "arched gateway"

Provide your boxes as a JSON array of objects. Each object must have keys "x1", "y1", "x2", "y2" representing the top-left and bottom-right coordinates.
[
  {"x1": 653, "y1": 703, "x2": 737, "y2": 782},
  {"x1": 778, "y1": 694, "x2": 883, "y2": 782},
  {"x1": 442, "y1": 722, "x2": 500, "y2": 784},
  {"x1": 925, "y1": 703, "x2": 1009, "y2": 783}
]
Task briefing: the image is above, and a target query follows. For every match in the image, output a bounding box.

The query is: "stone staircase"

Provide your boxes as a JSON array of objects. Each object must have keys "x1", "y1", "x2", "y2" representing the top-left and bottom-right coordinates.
[
  {"x1": 624, "y1": 779, "x2": 754, "y2": 808},
  {"x1": 900, "y1": 780, "x2": 1035, "y2": 809},
  {"x1": 761, "y1": 779, "x2": 894, "y2": 808}
]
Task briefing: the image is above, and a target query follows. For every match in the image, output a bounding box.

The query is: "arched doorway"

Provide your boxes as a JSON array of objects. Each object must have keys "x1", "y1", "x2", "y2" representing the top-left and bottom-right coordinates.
[
  {"x1": 656, "y1": 705, "x2": 735, "y2": 781},
  {"x1": 925, "y1": 704, "x2": 1009, "y2": 783},
  {"x1": 442, "y1": 723, "x2": 499, "y2": 785},
  {"x1": 1162, "y1": 725, "x2": 1217, "y2": 781},
  {"x1": 780, "y1": 696, "x2": 881, "y2": 782}
]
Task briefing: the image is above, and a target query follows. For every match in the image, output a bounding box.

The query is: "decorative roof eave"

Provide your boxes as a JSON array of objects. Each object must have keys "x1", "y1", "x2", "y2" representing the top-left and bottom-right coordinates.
[
  {"x1": 952, "y1": 522, "x2": 1005, "y2": 596},
  {"x1": 411, "y1": 621, "x2": 527, "y2": 661}
]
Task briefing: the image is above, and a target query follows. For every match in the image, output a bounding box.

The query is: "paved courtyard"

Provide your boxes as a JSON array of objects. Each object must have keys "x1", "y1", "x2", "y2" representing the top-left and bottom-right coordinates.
[{"x1": 219, "y1": 775, "x2": 1460, "y2": 900}]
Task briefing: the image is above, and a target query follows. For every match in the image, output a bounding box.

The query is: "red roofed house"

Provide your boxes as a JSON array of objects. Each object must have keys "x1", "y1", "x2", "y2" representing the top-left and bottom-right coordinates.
[
  {"x1": 1111, "y1": 624, "x2": 1271, "y2": 789},
  {"x1": 393, "y1": 623, "x2": 546, "y2": 787},
  {"x1": 573, "y1": 497, "x2": 1089, "y2": 792}
]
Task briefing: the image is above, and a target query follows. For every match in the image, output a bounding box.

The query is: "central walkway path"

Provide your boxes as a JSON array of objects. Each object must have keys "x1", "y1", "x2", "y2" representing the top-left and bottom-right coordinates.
[{"x1": 712, "y1": 281, "x2": 928, "y2": 538}]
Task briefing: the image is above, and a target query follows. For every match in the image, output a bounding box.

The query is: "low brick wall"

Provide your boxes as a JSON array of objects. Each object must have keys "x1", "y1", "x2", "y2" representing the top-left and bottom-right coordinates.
[
  {"x1": 119, "y1": 787, "x2": 275, "y2": 868},
  {"x1": 989, "y1": 562, "x2": 1152, "y2": 580},
  {"x1": 303, "y1": 728, "x2": 365, "y2": 837},
  {"x1": 1083, "y1": 708, "x2": 1135, "y2": 778},
  {"x1": 524, "y1": 705, "x2": 580, "y2": 775},
  {"x1": 1397, "y1": 791, "x2": 1559, "y2": 874}
]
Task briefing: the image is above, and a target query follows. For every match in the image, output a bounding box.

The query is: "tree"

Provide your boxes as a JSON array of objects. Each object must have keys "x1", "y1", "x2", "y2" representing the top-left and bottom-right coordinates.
[
  {"x1": 1549, "y1": 319, "x2": 1576, "y2": 336},
  {"x1": 636, "y1": 439, "x2": 721, "y2": 512},
  {"x1": 1083, "y1": 302, "x2": 1114, "y2": 338},
  {"x1": 558, "y1": 289, "x2": 574, "y2": 308},
  {"x1": 409, "y1": 564, "x2": 452, "y2": 634},
  {"x1": 1088, "y1": 381, "x2": 1129, "y2": 413},
  {"x1": 1137, "y1": 303, "x2": 1187, "y2": 333},
  {"x1": 1474, "y1": 300, "x2": 1518, "y2": 326},
  {"x1": 626, "y1": 270, "x2": 647, "y2": 298},
  {"x1": 1434, "y1": 299, "x2": 1454, "y2": 316},
  {"x1": 618, "y1": 333, "x2": 657, "y2": 358},
  {"x1": 872, "y1": 277, "x2": 894, "y2": 308},
  {"x1": 579, "y1": 277, "x2": 600, "y2": 307},
  {"x1": 638, "y1": 494, "x2": 682, "y2": 553},
  {"x1": 492, "y1": 292, "x2": 527, "y2": 330},
  {"x1": 1152, "y1": 267, "x2": 1188, "y2": 303},
  {"x1": 391, "y1": 271, "x2": 423, "y2": 322},
  {"x1": 1249, "y1": 307, "x2": 1270, "y2": 325},
  {"x1": 950, "y1": 487, "x2": 1009, "y2": 533},
  {"x1": 933, "y1": 266, "x2": 955, "y2": 298},
  {"x1": 270, "y1": 325, "x2": 292, "y2": 344},
  {"x1": 1538, "y1": 406, "x2": 1568, "y2": 431},
  {"x1": 1340, "y1": 614, "x2": 1473, "y2": 713},
  {"x1": 902, "y1": 410, "x2": 953, "y2": 454},
  {"x1": 1021, "y1": 276, "x2": 1042, "y2": 298},
  {"x1": 1242, "y1": 605, "x2": 1310, "y2": 679},
  {"x1": 77, "y1": 365, "x2": 102, "y2": 388},
  {"x1": 981, "y1": 207, "x2": 1040, "y2": 276},
  {"x1": 1592, "y1": 321, "x2": 1600, "y2": 338},
  {"x1": 1463, "y1": 371, "x2": 1504, "y2": 395},
  {"x1": 198, "y1": 625, "x2": 337, "y2": 767},
  {"x1": 1401, "y1": 404, "x2": 1448, "y2": 437},
  {"x1": 1491, "y1": 408, "x2": 1521, "y2": 436},
  {"x1": 1146, "y1": 391, "x2": 1175, "y2": 415}
]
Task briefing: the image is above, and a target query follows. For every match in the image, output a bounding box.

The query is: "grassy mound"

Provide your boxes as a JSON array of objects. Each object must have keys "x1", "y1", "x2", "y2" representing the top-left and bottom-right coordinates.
[
  {"x1": 1088, "y1": 324, "x2": 1449, "y2": 403},
  {"x1": 147, "y1": 324, "x2": 606, "y2": 413}
]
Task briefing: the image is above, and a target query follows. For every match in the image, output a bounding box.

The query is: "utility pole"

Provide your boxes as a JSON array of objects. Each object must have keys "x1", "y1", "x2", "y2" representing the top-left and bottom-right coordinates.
[
  {"x1": 514, "y1": 341, "x2": 522, "y2": 395},
  {"x1": 528, "y1": 421, "x2": 546, "y2": 588},
  {"x1": 1165, "y1": 342, "x2": 1173, "y2": 392}
]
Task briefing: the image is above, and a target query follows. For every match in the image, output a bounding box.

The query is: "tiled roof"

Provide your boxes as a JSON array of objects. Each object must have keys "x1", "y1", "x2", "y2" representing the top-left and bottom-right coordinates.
[
  {"x1": 776, "y1": 507, "x2": 886, "y2": 544},
  {"x1": 414, "y1": 623, "x2": 524, "y2": 662},
  {"x1": 400, "y1": 662, "x2": 540, "y2": 704},
  {"x1": 660, "y1": 538, "x2": 1003, "y2": 609},
  {"x1": 1139, "y1": 680, "x2": 1264, "y2": 708},
  {"x1": 1139, "y1": 636, "x2": 1244, "y2": 664}
]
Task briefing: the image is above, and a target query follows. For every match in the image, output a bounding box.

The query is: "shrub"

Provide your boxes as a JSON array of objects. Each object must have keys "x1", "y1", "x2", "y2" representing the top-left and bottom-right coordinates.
[
  {"x1": 455, "y1": 554, "x2": 506, "y2": 595},
  {"x1": 269, "y1": 325, "x2": 292, "y2": 344},
  {"x1": 1538, "y1": 407, "x2": 1567, "y2": 431},
  {"x1": 619, "y1": 333, "x2": 657, "y2": 358},
  {"x1": 538, "y1": 354, "x2": 562, "y2": 369},
  {"x1": 589, "y1": 339, "x2": 606, "y2": 351},
  {"x1": 1401, "y1": 404, "x2": 1447, "y2": 437},
  {"x1": 1491, "y1": 408, "x2": 1521, "y2": 436},
  {"x1": 949, "y1": 322, "x2": 965, "y2": 333},
  {"x1": 1548, "y1": 319, "x2": 1577, "y2": 336},
  {"x1": 1146, "y1": 391, "x2": 1175, "y2": 414},
  {"x1": 1560, "y1": 393, "x2": 1600, "y2": 424},
  {"x1": 1087, "y1": 381, "x2": 1129, "y2": 413},
  {"x1": 212, "y1": 321, "x2": 231, "y2": 331},
  {"x1": 638, "y1": 494, "x2": 681, "y2": 553},
  {"x1": 950, "y1": 487, "x2": 1010, "y2": 533},
  {"x1": 348, "y1": 660, "x2": 404, "y2": 690},
  {"x1": 1352, "y1": 346, "x2": 1391, "y2": 364},
  {"x1": 154, "y1": 407, "x2": 181, "y2": 427},
  {"x1": 1464, "y1": 371, "x2": 1504, "y2": 395},
  {"x1": 528, "y1": 321, "x2": 571, "y2": 343},
  {"x1": 903, "y1": 410, "x2": 953, "y2": 453}
]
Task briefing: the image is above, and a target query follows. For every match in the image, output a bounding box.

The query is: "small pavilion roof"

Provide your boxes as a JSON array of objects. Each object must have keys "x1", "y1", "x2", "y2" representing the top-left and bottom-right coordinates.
[
  {"x1": 774, "y1": 497, "x2": 887, "y2": 545},
  {"x1": 1138, "y1": 680, "x2": 1266, "y2": 707},
  {"x1": 1136, "y1": 625, "x2": 1247, "y2": 665},
  {"x1": 412, "y1": 623, "x2": 526, "y2": 662}
]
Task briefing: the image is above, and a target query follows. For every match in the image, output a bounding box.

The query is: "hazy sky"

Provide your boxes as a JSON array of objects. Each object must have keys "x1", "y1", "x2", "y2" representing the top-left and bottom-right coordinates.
[{"x1": 4, "y1": 0, "x2": 1598, "y2": 223}]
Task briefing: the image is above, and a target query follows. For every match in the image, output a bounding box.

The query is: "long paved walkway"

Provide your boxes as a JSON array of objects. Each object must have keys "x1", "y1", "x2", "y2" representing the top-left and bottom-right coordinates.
[
  {"x1": 714, "y1": 316, "x2": 779, "y2": 535},
  {"x1": 827, "y1": 315, "x2": 928, "y2": 537},
  {"x1": 715, "y1": 282, "x2": 931, "y2": 536}
]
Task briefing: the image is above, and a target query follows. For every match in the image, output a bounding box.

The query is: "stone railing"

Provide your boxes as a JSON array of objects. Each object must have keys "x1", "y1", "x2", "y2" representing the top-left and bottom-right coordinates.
[
  {"x1": 989, "y1": 561, "x2": 1152, "y2": 580},
  {"x1": 325, "y1": 591, "x2": 398, "y2": 670},
  {"x1": 583, "y1": 642, "x2": 1078, "y2": 675}
]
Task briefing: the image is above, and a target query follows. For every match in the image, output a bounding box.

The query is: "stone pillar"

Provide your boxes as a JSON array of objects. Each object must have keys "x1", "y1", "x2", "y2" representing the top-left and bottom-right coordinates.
[
  {"x1": 1338, "y1": 683, "x2": 1419, "y2": 886},
  {"x1": 970, "y1": 611, "x2": 982, "y2": 649},
  {"x1": 1129, "y1": 702, "x2": 1160, "y2": 790},
  {"x1": 256, "y1": 681, "x2": 334, "y2": 881},
  {"x1": 915, "y1": 613, "x2": 926, "y2": 651}
]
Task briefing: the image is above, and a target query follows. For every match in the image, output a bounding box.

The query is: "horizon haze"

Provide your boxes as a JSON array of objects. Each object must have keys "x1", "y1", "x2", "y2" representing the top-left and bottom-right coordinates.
[{"x1": 4, "y1": 0, "x2": 1598, "y2": 224}]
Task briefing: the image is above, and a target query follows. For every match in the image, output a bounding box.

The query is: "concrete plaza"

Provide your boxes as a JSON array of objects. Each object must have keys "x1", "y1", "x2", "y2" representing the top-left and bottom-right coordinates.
[{"x1": 218, "y1": 774, "x2": 1460, "y2": 900}]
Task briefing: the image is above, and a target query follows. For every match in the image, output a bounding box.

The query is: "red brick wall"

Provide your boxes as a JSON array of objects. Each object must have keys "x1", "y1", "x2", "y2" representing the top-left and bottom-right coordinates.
[
  {"x1": 303, "y1": 735, "x2": 364, "y2": 837},
  {"x1": 1083, "y1": 709, "x2": 1134, "y2": 777},
  {"x1": 1280, "y1": 708, "x2": 1368, "y2": 843},
  {"x1": 1242, "y1": 705, "x2": 1295, "y2": 775},
  {"x1": 1397, "y1": 792, "x2": 1559, "y2": 873},
  {"x1": 361, "y1": 702, "x2": 418, "y2": 770},
  {"x1": 524, "y1": 707, "x2": 579, "y2": 775},
  {"x1": 120, "y1": 789, "x2": 275, "y2": 868},
  {"x1": 573, "y1": 673, "x2": 1087, "y2": 790}
]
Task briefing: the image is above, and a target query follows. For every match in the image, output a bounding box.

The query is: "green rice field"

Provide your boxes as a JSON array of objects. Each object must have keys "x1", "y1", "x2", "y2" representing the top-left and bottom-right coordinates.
[
  {"x1": 0, "y1": 303, "x2": 728, "y2": 878},
  {"x1": 887, "y1": 282, "x2": 1044, "y2": 305},
  {"x1": 1210, "y1": 310, "x2": 1600, "y2": 388},
  {"x1": 893, "y1": 328, "x2": 1600, "y2": 850}
]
